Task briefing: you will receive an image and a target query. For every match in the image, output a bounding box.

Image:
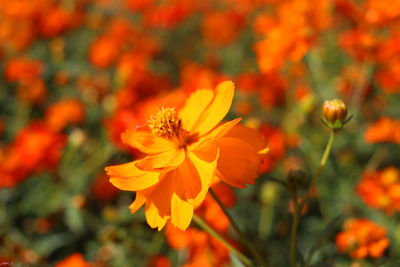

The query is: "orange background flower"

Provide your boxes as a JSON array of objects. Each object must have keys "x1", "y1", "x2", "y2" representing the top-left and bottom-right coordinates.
[{"x1": 336, "y1": 218, "x2": 389, "y2": 259}]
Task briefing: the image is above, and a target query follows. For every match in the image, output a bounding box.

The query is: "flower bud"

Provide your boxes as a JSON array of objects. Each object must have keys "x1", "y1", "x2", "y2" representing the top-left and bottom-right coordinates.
[
  {"x1": 287, "y1": 169, "x2": 306, "y2": 196},
  {"x1": 323, "y1": 99, "x2": 347, "y2": 123},
  {"x1": 322, "y1": 99, "x2": 349, "y2": 129},
  {"x1": 287, "y1": 170, "x2": 306, "y2": 188}
]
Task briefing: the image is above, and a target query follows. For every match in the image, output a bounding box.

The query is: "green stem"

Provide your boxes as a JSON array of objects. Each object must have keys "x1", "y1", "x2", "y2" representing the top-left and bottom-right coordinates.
[
  {"x1": 289, "y1": 198, "x2": 300, "y2": 267},
  {"x1": 289, "y1": 130, "x2": 335, "y2": 267},
  {"x1": 192, "y1": 214, "x2": 252, "y2": 266},
  {"x1": 209, "y1": 188, "x2": 267, "y2": 266}
]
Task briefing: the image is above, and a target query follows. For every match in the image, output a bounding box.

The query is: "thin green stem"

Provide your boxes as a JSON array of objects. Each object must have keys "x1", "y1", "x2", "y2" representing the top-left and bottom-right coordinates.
[
  {"x1": 289, "y1": 181, "x2": 299, "y2": 267},
  {"x1": 209, "y1": 188, "x2": 267, "y2": 266},
  {"x1": 192, "y1": 214, "x2": 252, "y2": 266},
  {"x1": 289, "y1": 198, "x2": 300, "y2": 267},
  {"x1": 289, "y1": 130, "x2": 335, "y2": 267}
]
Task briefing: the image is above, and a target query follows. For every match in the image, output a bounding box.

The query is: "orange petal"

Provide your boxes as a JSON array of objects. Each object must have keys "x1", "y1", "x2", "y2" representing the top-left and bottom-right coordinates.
[
  {"x1": 109, "y1": 174, "x2": 159, "y2": 191},
  {"x1": 206, "y1": 118, "x2": 242, "y2": 140},
  {"x1": 351, "y1": 246, "x2": 368, "y2": 259},
  {"x1": 141, "y1": 154, "x2": 211, "y2": 229},
  {"x1": 191, "y1": 81, "x2": 235, "y2": 136},
  {"x1": 171, "y1": 193, "x2": 193, "y2": 230},
  {"x1": 145, "y1": 202, "x2": 167, "y2": 231},
  {"x1": 135, "y1": 149, "x2": 185, "y2": 170},
  {"x1": 121, "y1": 129, "x2": 176, "y2": 154},
  {"x1": 105, "y1": 160, "x2": 141, "y2": 177},
  {"x1": 144, "y1": 172, "x2": 175, "y2": 218},
  {"x1": 178, "y1": 89, "x2": 214, "y2": 132},
  {"x1": 129, "y1": 192, "x2": 146, "y2": 213},
  {"x1": 174, "y1": 157, "x2": 202, "y2": 200},
  {"x1": 188, "y1": 149, "x2": 219, "y2": 207},
  {"x1": 106, "y1": 161, "x2": 160, "y2": 191},
  {"x1": 224, "y1": 124, "x2": 267, "y2": 151},
  {"x1": 215, "y1": 169, "x2": 245, "y2": 188},
  {"x1": 369, "y1": 238, "x2": 389, "y2": 258},
  {"x1": 191, "y1": 140, "x2": 219, "y2": 163},
  {"x1": 216, "y1": 137, "x2": 261, "y2": 188},
  {"x1": 189, "y1": 118, "x2": 241, "y2": 151}
]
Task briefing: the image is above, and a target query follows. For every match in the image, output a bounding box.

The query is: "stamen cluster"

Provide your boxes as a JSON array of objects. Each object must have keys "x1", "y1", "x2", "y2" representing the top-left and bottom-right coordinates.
[{"x1": 148, "y1": 107, "x2": 182, "y2": 137}]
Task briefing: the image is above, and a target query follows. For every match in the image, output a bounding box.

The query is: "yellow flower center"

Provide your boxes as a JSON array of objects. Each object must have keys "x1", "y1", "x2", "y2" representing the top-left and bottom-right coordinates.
[
  {"x1": 148, "y1": 107, "x2": 182, "y2": 137},
  {"x1": 148, "y1": 107, "x2": 198, "y2": 148}
]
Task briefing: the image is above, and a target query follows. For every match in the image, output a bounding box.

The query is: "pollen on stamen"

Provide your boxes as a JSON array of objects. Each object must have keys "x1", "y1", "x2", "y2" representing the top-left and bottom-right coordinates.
[{"x1": 148, "y1": 107, "x2": 182, "y2": 137}]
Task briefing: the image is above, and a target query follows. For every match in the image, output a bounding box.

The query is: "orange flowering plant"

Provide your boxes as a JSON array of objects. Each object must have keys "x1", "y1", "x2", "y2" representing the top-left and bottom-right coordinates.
[
  {"x1": 336, "y1": 218, "x2": 390, "y2": 259},
  {"x1": 105, "y1": 81, "x2": 268, "y2": 230},
  {"x1": 3, "y1": 0, "x2": 400, "y2": 266}
]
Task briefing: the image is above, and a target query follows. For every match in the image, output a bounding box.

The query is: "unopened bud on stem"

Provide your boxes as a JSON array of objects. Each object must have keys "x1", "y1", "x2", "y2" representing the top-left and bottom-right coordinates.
[
  {"x1": 287, "y1": 170, "x2": 306, "y2": 196},
  {"x1": 322, "y1": 99, "x2": 350, "y2": 130}
]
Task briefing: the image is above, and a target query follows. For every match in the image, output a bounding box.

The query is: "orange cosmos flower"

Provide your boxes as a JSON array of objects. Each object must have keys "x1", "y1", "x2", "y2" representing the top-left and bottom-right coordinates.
[
  {"x1": 45, "y1": 99, "x2": 85, "y2": 132},
  {"x1": 165, "y1": 223, "x2": 238, "y2": 267},
  {"x1": 148, "y1": 255, "x2": 171, "y2": 267},
  {"x1": 105, "y1": 81, "x2": 268, "y2": 230},
  {"x1": 357, "y1": 167, "x2": 400, "y2": 214},
  {"x1": 365, "y1": 0, "x2": 400, "y2": 25},
  {"x1": 38, "y1": 7, "x2": 79, "y2": 38},
  {"x1": 4, "y1": 58, "x2": 44, "y2": 82},
  {"x1": 254, "y1": 0, "x2": 331, "y2": 72},
  {"x1": 16, "y1": 78, "x2": 47, "y2": 105},
  {"x1": 335, "y1": 218, "x2": 389, "y2": 259},
  {"x1": 364, "y1": 116, "x2": 400, "y2": 144},
  {"x1": 90, "y1": 173, "x2": 120, "y2": 202},
  {"x1": 89, "y1": 36, "x2": 121, "y2": 69},
  {"x1": 0, "y1": 122, "x2": 66, "y2": 188},
  {"x1": 125, "y1": 0, "x2": 155, "y2": 12},
  {"x1": 180, "y1": 61, "x2": 228, "y2": 94},
  {"x1": 201, "y1": 11, "x2": 245, "y2": 46},
  {"x1": 236, "y1": 72, "x2": 287, "y2": 108},
  {"x1": 143, "y1": 3, "x2": 192, "y2": 29},
  {"x1": 54, "y1": 253, "x2": 91, "y2": 267}
]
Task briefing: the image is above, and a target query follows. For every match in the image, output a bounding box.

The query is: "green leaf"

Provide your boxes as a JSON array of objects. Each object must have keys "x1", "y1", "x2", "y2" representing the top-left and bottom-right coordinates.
[
  {"x1": 304, "y1": 214, "x2": 342, "y2": 267},
  {"x1": 297, "y1": 245, "x2": 305, "y2": 266},
  {"x1": 34, "y1": 233, "x2": 73, "y2": 255}
]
